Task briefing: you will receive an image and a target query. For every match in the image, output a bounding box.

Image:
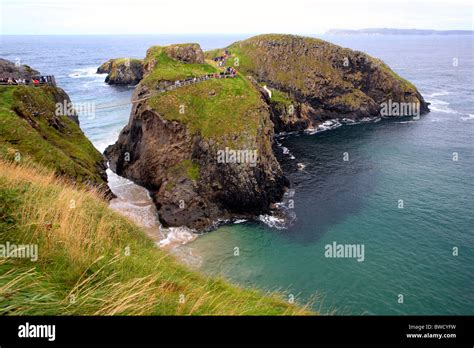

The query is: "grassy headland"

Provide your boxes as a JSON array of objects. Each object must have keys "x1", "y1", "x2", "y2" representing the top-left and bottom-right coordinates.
[{"x1": 0, "y1": 85, "x2": 107, "y2": 187}]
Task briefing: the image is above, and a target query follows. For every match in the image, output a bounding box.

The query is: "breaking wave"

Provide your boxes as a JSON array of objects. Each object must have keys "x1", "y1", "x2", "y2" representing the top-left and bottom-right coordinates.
[{"x1": 69, "y1": 67, "x2": 104, "y2": 79}]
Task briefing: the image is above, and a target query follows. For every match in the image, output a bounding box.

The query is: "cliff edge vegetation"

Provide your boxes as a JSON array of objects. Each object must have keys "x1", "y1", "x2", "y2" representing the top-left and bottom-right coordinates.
[{"x1": 0, "y1": 84, "x2": 108, "y2": 191}]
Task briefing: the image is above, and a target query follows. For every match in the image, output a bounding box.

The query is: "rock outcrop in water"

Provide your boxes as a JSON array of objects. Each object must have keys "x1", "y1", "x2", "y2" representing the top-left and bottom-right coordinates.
[
  {"x1": 103, "y1": 35, "x2": 429, "y2": 230},
  {"x1": 97, "y1": 58, "x2": 143, "y2": 85}
]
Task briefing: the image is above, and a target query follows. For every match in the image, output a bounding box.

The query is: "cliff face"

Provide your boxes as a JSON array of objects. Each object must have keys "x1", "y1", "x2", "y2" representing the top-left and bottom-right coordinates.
[
  {"x1": 0, "y1": 60, "x2": 109, "y2": 194},
  {"x1": 0, "y1": 58, "x2": 39, "y2": 80},
  {"x1": 105, "y1": 44, "x2": 287, "y2": 230},
  {"x1": 224, "y1": 34, "x2": 429, "y2": 132},
  {"x1": 97, "y1": 58, "x2": 143, "y2": 85},
  {"x1": 104, "y1": 35, "x2": 429, "y2": 231}
]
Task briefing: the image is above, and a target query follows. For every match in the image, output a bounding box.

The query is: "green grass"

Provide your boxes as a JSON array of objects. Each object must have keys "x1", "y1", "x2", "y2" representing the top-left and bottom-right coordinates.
[
  {"x1": 375, "y1": 58, "x2": 417, "y2": 91},
  {"x1": 148, "y1": 74, "x2": 264, "y2": 146},
  {"x1": 139, "y1": 44, "x2": 268, "y2": 147},
  {"x1": 223, "y1": 34, "x2": 419, "y2": 98},
  {"x1": 114, "y1": 58, "x2": 142, "y2": 65},
  {"x1": 98, "y1": 58, "x2": 142, "y2": 70},
  {"x1": 169, "y1": 159, "x2": 200, "y2": 182},
  {"x1": 0, "y1": 86, "x2": 106, "y2": 187},
  {"x1": 0, "y1": 160, "x2": 312, "y2": 315},
  {"x1": 224, "y1": 36, "x2": 347, "y2": 91},
  {"x1": 329, "y1": 89, "x2": 373, "y2": 110},
  {"x1": 270, "y1": 89, "x2": 293, "y2": 106},
  {"x1": 142, "y1": 46, "x2": 218, "y2": 86}
]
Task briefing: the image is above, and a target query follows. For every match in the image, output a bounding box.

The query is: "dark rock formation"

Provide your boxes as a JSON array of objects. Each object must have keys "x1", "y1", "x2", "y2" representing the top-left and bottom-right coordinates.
[
  {"x1": 97, "y1": 58, "x2": 143, "y2": 85},
  {"x1": 51, "y1": 86, "x2": 80, "y2": 125},
  {"x1": 163, "y1": 44, "x2": 205, "y2": 64}
]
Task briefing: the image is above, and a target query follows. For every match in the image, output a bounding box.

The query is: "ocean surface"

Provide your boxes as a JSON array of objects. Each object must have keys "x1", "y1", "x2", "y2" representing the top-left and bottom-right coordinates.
[{"x1": 1, "y1": 34, "x2": 473, "y2": 315}]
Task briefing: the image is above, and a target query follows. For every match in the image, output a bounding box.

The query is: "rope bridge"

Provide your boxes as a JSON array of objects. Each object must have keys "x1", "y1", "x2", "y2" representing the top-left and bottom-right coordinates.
[
  {"x1": 95, "y1": 69, "x2": 237, "y2": 111},
  {"x1": 1, "y1": 66, "x2": 237, "y2": 112}
]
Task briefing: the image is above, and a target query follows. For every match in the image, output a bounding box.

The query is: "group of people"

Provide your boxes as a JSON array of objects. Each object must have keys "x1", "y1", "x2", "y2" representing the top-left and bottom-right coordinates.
[
  {"x1": 158, "y1": 67, "x2": 238, "y2": 93},
  {"x1": 0, "y1": 76, "x2": 44, "y2": 86},
  {"x1": 213, "y1": 49, "x2": 230, "y2": 67},
  {"x1": 224, "y1": 66, "x2": 237, "y2": 75}
]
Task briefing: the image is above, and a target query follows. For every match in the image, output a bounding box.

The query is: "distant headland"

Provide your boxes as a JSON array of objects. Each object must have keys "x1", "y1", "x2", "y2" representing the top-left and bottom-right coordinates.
[{"x1": 325, "y1": 28, "x2": 474, "y2": 35}]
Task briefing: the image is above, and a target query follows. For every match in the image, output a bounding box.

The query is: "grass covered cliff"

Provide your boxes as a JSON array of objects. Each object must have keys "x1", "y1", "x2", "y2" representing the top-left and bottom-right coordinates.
[
  {"x1": 105, "y1": 43, "x2": 287, "y2": 230},
  {"x1": 0, "y1": 159, "x2": 309, "y2": 315},
  {"x1": 0, "y1": 85, "x2": 108, "y2": 191},
  {"x1": 220, "y1": 34, "x2": 429, "y2": 131}
]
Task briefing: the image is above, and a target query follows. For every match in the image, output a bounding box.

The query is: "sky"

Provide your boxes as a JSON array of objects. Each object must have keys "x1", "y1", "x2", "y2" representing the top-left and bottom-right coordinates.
[{"x1": 1, "y1": 0, "x2": 473, "y2": 35}]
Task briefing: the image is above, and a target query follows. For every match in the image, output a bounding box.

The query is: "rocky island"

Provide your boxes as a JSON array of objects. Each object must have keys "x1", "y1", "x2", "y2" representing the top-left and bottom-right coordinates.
[
  {"x1": 102, "y1": 34, "x2": 429, "y2": 231},
  {"x1": 97, "y1": 58, "x2": 143, "y2": 85}
]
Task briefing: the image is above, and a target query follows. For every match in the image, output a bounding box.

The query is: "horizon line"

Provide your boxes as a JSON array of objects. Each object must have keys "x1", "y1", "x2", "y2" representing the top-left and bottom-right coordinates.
[{"x1": 2, "y1": 28, "x2": 474, "y2": 36}]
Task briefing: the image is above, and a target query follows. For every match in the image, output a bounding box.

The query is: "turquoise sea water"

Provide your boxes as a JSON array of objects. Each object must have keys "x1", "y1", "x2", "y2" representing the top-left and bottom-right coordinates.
[
  {"x1": 1, "y1": 34, "x2": 473, "y2": 314},
  {"x1": 188, "y1": 118, "x2": 474, "y2": 314},
  {"x1": 184, "y1": 35, "x2": 474, "y2": 315}
]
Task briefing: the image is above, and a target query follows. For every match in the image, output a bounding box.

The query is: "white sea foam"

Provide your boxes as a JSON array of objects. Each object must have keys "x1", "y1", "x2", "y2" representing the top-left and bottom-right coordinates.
[
  {"x1": 69, "y1": 67, "x2": 103, "y2": 79},
  {"x1": 258, "y1": 214, "x2": 287, "y2": 230},
  {"x1": 93, "y1": 130, "x2": 121, "y2": 153},
  {"x1": 305, "y1": 120, "x2": 342, "y2": 135},
  {"x1": 341, "y1": 118, "x2": 356, "y2": 125},
  {"x1": 426, "y1": 91, "x2": 458, "y2": 114},
  {"x1": 297, "y1": 163, "x2": 306, "y2": 171},
  {"x1": 159, "y1": 227, "x2": 198, "y2": 248},
  {"x1": 425, "y1": 90, "x2": 450, "y2": 98},
  {"x1": 109, "y1": 199, "x2": 159, "y2": 229},
  {"x1": 359, "y1": 117, "x2": 379, "y2": 123},
  {"x1": 284, "y1": 188, "x2": 296, "y2": 198},
  {"x1": 460, "y1": 114, "x2": 474, "y2": 121},
  {"x1": 106, "y1": 169, "x2": 198, "y2": 249},
  {"x1": 276, "y1": 131, "x2": 298, "y2": 137},
  {"x1": 280, "y1": 145, "x2": 296, "y2": 160},
  {"x1": 429, "y1": 103, "x2": 457, "y2": 114}
]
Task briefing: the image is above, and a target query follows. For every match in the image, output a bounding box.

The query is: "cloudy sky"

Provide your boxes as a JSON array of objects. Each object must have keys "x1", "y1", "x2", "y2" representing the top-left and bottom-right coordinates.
[{"x1": 1, "y1": 0, "x2": 473, "y2": 35}]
